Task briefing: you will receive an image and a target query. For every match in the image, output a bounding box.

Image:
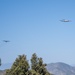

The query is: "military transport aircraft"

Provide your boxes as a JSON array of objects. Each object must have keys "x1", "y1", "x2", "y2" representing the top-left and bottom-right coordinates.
[
  {"x1": 3, "y1": 40, "x2": 10, "y2": 43},
  {"x1": 60, "y1": 19, "x2": 71, "y2": 22}
]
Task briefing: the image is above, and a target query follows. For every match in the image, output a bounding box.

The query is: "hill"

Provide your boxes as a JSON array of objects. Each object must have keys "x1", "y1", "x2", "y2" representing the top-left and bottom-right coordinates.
[
  {"x1": 0, "y1": 70, "x2": 6, "y2": 75},
  {"x1": 46, "y1": 62, "x2": 75, "y2": 75},
  {"x1": 0, "y1": 63, "x2": 12, "y2": 75}
]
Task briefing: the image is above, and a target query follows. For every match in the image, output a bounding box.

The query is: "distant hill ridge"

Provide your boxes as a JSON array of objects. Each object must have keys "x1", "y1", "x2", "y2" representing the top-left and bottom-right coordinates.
[
  {"x1": 0, "y1": 70, "x2": 6, "y2": 75},
  {"x1": 46, "y1": 62, "x2": 75, "y2": 75}
]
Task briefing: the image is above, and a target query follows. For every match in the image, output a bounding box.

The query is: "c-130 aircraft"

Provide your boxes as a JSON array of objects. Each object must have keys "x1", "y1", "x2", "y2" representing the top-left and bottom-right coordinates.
[{"x1": 60, "y1": 19, "x2": 71, "y2": 22}]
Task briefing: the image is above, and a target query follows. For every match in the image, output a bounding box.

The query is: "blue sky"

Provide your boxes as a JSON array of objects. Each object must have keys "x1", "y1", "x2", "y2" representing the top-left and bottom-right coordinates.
[{"x1": 0, "y1": 0, "x2": 75, "y2": 65}]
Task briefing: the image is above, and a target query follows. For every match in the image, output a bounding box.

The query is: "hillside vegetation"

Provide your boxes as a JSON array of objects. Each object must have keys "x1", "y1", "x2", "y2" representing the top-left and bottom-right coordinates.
[{"x1": 5, "y1": 53, "x2": 52, "y2": 75}]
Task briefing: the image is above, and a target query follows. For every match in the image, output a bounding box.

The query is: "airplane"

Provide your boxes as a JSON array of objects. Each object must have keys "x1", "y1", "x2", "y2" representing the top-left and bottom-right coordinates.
[
  {"x1": 60, "y1": 19, "x2": 71, "y2": 22},
  {"x1": 3, "y1": 40, "x2": 10, "y2": 43}
]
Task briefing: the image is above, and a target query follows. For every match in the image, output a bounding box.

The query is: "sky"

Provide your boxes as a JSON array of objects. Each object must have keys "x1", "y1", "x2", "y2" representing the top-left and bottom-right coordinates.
[{"x1": 0, "y1": 0, "x2": 75, "y2": 65}]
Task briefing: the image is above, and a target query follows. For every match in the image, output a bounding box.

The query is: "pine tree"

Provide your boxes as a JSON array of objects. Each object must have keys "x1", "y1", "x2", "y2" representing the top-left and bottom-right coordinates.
[
  {"x1": 31, "y1": 53, "x2": 51, "y2": 75},
  {"x1": 31, "y1": 53, "x2": 38, "y2": 71},
  {"x1": 5, "y1": 54, "x2": 29, "y2": 75},
  {"x1": 5, "y1": 53, "x2": 52, "y2": 75}
]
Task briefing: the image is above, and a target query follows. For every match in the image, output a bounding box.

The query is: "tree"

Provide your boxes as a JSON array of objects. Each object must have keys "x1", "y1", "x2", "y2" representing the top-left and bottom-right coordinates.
[
  {"x1": 5, "y1": 53, "x2": 52, "y2": 75},
  {"x1": 5, "y1": 54, "x2": 29, "y2": 75},
  {"x1": 0, "y1": 58, "x2": 1, "y2": 66},
  {"x1": 31, "y1": 53, "x2": 51, "y2": 75},
  {"x1": 31, "y1": 53, "x2": 38, "y2": 71}
]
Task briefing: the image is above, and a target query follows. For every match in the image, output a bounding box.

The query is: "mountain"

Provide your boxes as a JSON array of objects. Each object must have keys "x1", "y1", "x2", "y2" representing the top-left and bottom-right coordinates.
[
  {"x1": 46, "y1": 62, "x2": 75, "y2": 75},
  {"x1": 0, "y1": 63, "x2": 12, "y2": 75},
  {"x1": 0, "y1": 70, "x2": 6, "y2": 75}
]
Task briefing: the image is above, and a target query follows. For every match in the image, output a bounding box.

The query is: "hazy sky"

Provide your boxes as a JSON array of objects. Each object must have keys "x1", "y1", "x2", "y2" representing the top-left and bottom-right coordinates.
[{"x1": 0, "y1": 0, "x2": 75, "y2": 65}]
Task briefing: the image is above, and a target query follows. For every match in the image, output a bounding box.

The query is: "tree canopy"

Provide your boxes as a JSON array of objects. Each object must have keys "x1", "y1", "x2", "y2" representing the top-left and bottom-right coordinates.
[{"x1": 5, "y1": 53, "x2": 52, "y2": 75}]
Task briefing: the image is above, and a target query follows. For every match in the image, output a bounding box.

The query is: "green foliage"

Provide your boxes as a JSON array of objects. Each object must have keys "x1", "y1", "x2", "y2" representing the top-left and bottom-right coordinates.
[
  {"x1": 5, "y1": 53, "x2": 52, "y2": 75},
  {"x1": 31, "y1": 53, "x2": 51, "y2": 75},
  {"x1": 0, "y1": 58, "x2": 1, "y2": 66},
  {"x1": 31, "y1": 53, "x2": 38, "y2": 71},
  {"x1": 5, "y1": 54, "x2": 29, "y2": 75}
]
